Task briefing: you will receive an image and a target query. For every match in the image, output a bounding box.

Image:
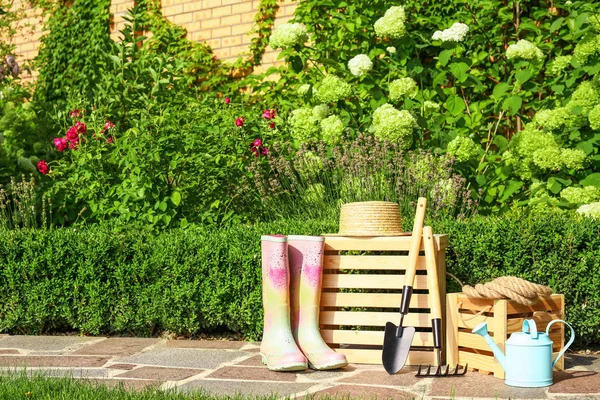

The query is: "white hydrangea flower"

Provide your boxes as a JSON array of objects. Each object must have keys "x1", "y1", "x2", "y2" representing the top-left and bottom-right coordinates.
[
  {"x1": 577, "y1": 202, "x2": 600, "y2": 218},
  {"x1": 347, "y1": 54, "x2": 373, "y2": 77},
  {"x1": 506, "y1": 39, "x2": 545, "y2": 62},
  {"x1": 269, "y1": 23, "x2": 308, "y2": 49},
  {"x1": 372, "y1": 103, "x2": 416, "y2": 146},
  {"x1": 389, "y1": 77, "x2": 418, "y2": 101},
  {"x1": 297, "y1": 84, "x2": 311, "y2": 96},
  {"x1": 374, "y1": 6, "x2": 407, "y2": 39},
  {"x1": 431, "y1": 22, "x2": 469, "y2": 42},
  {"x1": 386, "y1": 46, "x2": 397, "y2": 54},
  {"x1": 312, "y1": 104, "x2": 329, "y2": 121}
]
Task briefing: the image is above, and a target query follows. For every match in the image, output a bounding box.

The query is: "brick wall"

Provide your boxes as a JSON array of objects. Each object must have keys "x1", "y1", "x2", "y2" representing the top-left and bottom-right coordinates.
[{"x1": 9, "y1": 0, "x2": 297, "y2": 81}]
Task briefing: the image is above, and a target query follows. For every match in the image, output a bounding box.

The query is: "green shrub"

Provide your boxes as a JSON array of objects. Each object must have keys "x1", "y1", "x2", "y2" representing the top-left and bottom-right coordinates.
[{"x1": 0, "y1": 214, "x2": 598, "y2": 345}]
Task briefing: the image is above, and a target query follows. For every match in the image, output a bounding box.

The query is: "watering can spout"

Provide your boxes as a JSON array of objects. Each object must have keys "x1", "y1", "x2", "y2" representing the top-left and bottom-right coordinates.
[{"x1": 472, "y1": 322, "x2": 508, "y2": 372}]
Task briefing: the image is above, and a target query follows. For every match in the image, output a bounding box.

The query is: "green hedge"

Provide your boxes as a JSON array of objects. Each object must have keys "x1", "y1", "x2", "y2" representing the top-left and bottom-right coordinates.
[{"x1": 0, "y1": 214, "x2": 598, "y2": 345}]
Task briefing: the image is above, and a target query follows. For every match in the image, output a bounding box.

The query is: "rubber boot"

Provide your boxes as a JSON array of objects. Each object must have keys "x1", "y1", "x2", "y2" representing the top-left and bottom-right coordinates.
[
  {"x1": 259, "y1": 235, "x2": 308, "y2": 371},
  {"x1": 288, "y1": 235, "x2": 348, "y2": 370}
]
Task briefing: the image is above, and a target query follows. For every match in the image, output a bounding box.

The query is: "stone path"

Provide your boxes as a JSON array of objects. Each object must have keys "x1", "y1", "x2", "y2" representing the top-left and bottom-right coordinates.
[{"x1": 0, "y1": 334, "x2": 598, "y2": 399}]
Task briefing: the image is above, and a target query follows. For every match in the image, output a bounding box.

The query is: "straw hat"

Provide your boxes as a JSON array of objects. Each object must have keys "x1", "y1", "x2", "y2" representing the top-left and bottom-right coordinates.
[{"x1": 326, "y1": 201, "x2": 408, "y2": 236}]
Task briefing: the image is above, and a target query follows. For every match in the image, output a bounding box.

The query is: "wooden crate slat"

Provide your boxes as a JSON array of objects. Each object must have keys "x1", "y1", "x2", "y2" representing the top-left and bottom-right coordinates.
[
  {"x1": 321, "y1": 292, "x2": 430, "y2": 308},
  {"x1": 323, "y1": 255, "x2": 427, "y2": 271},
  {"x1": 323, "y1": 235, "x2": 448, "y2": 251},
  {"x1": 457, "y1": 295, "x2": 563, "y2": 315},
  {"x1": 320, "y1": 311, "x2": 431, "y2": 327},
  {"x1": 321, "y1": 329, "x2": 433, "y2": 346},
  {"x1": 507, "y1": 312, "x2": 562, "y2": 333},
  {"x1": 457, "y1": 331, "x2": 563, "y2": 353},
  {"x1": 459, "y1": 350, "x2": 497, "y2": 374},
  {"x1": 322, "y1": 274, "x2": 429, "y2": 290},
  {"x1": 335, "y1": 348, "x2": 436, "y2": 365}
]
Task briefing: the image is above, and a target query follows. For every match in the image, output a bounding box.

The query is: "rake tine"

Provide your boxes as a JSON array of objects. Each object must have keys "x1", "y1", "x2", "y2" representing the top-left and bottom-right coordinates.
[
  {"x1": 443, "y1": 364, "x2": 450, "y2": 376},
  {"x1": 416, "y1": 365, "x2": 423, "y2": 377},
  {"x1": 460, "y1": 363, "x2": 468, "y2": 375},
  {"x1": 426, "y1": 365, "x2": 432, "y2": 376},
  {"x1": 434, "y1": 365, "x2": 442, "y2": 376}
]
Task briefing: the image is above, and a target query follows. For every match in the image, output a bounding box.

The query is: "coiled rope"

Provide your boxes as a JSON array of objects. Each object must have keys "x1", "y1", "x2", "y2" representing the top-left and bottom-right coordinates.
[{"x1": 461, "y1": 276, "x2": 553, "y2": 306}]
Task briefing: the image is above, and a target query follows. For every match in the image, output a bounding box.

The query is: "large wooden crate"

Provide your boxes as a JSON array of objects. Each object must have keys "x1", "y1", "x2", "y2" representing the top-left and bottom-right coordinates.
[
  {"x1": 319, "y1": 235, "x2": 449, "y2": 365},
  {"x1": 446, "y1": 293, "x2": 565, "y2": 379}
]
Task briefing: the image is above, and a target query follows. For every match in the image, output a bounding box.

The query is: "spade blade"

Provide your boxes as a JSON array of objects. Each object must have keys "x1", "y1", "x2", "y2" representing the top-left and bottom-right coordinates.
[{"x1": 382, "y1": 322, "x2": 416, "y2": 374}]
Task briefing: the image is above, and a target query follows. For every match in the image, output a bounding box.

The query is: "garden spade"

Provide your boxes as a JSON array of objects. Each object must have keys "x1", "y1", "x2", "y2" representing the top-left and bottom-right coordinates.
[{"x1": 382, "y1": 197, "x2": 427, "y2": 375}]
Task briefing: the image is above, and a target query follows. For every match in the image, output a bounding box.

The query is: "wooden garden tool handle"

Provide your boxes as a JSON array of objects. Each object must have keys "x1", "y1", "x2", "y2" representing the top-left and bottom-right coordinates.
[
  {"x1": 423, "y1": 226, "x2": 442, "y2": 320},
  {"x1": 424, "y1": 225, "x2": 443, "y2": 353},
  {"x1": 404, "y1": 197, "x2": 427, "y2": 287}
]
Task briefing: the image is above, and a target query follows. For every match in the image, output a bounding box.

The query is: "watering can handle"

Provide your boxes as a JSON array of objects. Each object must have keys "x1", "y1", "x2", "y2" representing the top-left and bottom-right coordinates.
[
  {"x1": 522, "y1": 319, "x2": 538, "y2": 339},
  {"x1": 546, "y1": 319, "x2": 575, "y2": 369}
]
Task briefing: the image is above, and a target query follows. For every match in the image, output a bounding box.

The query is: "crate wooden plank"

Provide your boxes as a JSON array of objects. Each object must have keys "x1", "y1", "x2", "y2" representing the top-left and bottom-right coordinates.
[
  {"x1": 322, "y1": 274, "x2": 429, "y2": 290},
  {"x1": 457, "y1": 331, "x2": 563, "y2": 353},
  {"x1": 320, "y1": 311, "x2": 431, "y2": 327},
  {"x1": 336, "y1": 348, "x2": 436, "y2": 365},
  {"x1": 493, "y1": 299, "x2": 507, "y2": 377},
  {"x1": 323, "y1": 255, "x2": 428, "y2": 270},
  {"x1": 321, "y1": 292, "x2": 430, "y2": 308},
  {"x1": 459, "y1": 350, "x2": 496, "y2": 373},
  {"x1": 457, "y1": 295, "x2": 563, "y2": 315},
  {"x1": 446, "y1": 293, "x2": 460, "y2": 369},
  {"x1": 321, "y1": 330, "x2": 433, "y2": 347},
  {"x1": 323, "y1": 234, "x2": 448, "y2": 251},
  {"x1": 458, "y1": 312, "x2": 563, "y2": 333}
]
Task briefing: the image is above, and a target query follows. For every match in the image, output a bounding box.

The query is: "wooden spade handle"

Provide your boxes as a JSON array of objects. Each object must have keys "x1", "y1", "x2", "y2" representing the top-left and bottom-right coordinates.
[
  {"x1": 423, "y1": 225, "x2": 442, "y2": 319},
  {"x1": 404, "y1": 197, "x2": 427, "y2": 287}
]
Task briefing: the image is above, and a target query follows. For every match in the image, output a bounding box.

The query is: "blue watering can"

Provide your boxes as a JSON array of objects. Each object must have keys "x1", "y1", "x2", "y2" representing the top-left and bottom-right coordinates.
[{"x1": 472, "y1": 319, "x2": 575, "y2": 387}]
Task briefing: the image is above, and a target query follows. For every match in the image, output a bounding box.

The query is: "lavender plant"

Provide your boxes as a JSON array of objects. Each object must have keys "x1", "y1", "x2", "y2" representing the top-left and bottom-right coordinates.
[
  {"x1": 246, "y1": 133, "x2": 477, "y2": 222},
  {"x1": 0, "y1": 175, "x2": 50, "y2": 229}
]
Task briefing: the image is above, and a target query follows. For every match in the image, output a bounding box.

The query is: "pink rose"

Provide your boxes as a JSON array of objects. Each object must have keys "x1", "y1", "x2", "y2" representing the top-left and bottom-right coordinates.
[
  {"x1": 269, "y1": 122, "x2": 275, "y2": 129},
  {"x1": 263, "y1": 109, "x2": 276, "y2": 120},
  {"x1": 252, "y1": 138, "x2": 262, "y2": 147},
  {"x1": 66, "y1": 126, "x2": 79, "y2": 142},
  {"x1": 53, "y1": 137, "x2": 68, "y2": 152},
  {"x1": 224, "y1": 97, "x2": 231, "y2": 104},
  {"x1": 37, "y1": 160, "x2": 49, "y2": 175},
  {"x1": 106, "y1": 137, "x2": 114, "y2": 144},
  {"x1": 74, "y1": 121, "x2": 86, "y2": 134},
  {"x1": 235, "y1": 116, "x2": 245, "y2": 127},
  {"x1": 261, "y1": 147, "x2": 269, "y2": 155},
  {"x1": 69, "y1": 109, "x2": 81, "y2": 119}
]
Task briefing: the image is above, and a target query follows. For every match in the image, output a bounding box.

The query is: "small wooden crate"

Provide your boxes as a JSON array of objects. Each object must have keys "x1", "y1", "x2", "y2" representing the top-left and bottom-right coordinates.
[
  {"x1": 446, "y1": 293, "x2": 565, "y2": 379},
  {"x1": 319, "y1": 235, "x2": 449, "y2": 365}
]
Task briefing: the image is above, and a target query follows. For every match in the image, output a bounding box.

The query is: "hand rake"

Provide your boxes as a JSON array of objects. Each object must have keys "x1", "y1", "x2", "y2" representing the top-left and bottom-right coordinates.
[{"x1": 416, "y1": 226, "x2": 468, "y2": 378}]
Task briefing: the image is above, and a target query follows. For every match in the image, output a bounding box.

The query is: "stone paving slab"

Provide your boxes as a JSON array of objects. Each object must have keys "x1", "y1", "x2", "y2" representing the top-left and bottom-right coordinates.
[
  {"x1": 565, "y1": 354, "x2": 600, "y2": 372},
  {"x1": 0, "y1": 367, "x2": 108, "y2": 379},
  {"x1": 86, "y1": 378, "x2": 162, "y2": 390},
  {"x1": 105, "y1": 363, "x2": 137, "y2": 370},
  {"x1": 549, "y1": 370, "x2": 600, "y2": 394},
  {"x1": 115, "y1": 366, "x2": 204, "y2": 381},
  {"x1": 235, "y1": 354, "x2": 264, "y2": 366},
  {"x1": 307, "y1": 384, "x2": 417, "y2": 399},
  {"x1": 0, "y1": 335, "x2": 100, "y2": 352},
  {"x1": 0, "y1": 356, "x2": 109, "y2": 368},
  {"x1": 338, "y1": 369, "x2": 420, "y2": 388},
  {"x1": 207, "y1": 366, "x2": 299, "y2": 382},
  {"x1": 165, "y1": 340, "x2": 245, "y2": 350},
  {"x1": 180, "y1": 379, "x2": 314, "y2": 397},
  {"x1": 117, "y1": 348, "x2": 247, "y2": 370},
  {"x1": 72, "y1": 338, "x2": 159, "y2": 357}
]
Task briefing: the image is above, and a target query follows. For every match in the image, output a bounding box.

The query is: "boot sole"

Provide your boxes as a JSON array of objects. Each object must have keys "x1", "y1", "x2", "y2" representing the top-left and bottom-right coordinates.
[
  {"x1": 308, "y1": 359, "x2": 349, "y2": 371},
  {"x1": 261, "y1": 353, "x2": 307, "y2": 371}
]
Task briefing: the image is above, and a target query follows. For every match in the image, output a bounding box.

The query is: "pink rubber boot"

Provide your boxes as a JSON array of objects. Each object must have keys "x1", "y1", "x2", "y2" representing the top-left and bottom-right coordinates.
[
  {"x1": 288, "y1": 235, "x2": 348, "y2": 370},
  {"x1": 259, "y1": 235, "x2": 308, "y2": 371}
]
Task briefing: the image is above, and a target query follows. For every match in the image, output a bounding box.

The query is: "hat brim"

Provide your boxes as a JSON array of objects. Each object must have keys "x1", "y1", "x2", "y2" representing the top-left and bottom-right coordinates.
[{"x1": 323, "y1": 232, "x2": 412, "y2": 237}]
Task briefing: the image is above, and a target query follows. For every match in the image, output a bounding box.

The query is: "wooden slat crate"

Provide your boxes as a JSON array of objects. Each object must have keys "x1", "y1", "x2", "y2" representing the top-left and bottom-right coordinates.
[
  {"x1": 319, "y1": 235, "x2": 449, "y2": 365},
  {"x1": 446, "y1": 293, "x2": 565, "y2": 379}
]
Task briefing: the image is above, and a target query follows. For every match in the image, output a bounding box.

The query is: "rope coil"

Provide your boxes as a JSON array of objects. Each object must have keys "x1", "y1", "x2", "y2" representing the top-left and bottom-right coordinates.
[{"x1": 462, "y1": 276, "x2": 553, "y2": 306}]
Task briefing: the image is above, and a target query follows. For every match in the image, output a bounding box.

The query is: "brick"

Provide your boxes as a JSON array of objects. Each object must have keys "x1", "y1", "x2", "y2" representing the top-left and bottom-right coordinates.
[
  {"x1": 105, "y1": 363, "x2": 137, "y2": 370},
  {"x1": 235, "y1": 2, "x2": 253, "y2": 13},
  {"x1": 72, "y1": 338, "x2": 159, "y2": 357},
  {"x1": 0, "y1": 350, "x2": 20, "y2": 355},
  {"x1": 193, "y1": 10, "x2": 212, "y2": 20},
  {"x1": 339, "y1": 369, "x2": 420, "y2": 387},
  {"x1": 430, "y1": 371, "x2": 547, "y2": 398},
  {"x1": 116, "y1": 3, "x2": 130, "y2": 12},
  {"x1": 207, "y1": 366, "x2": 297, "y2": 381},
  {"x1": 172, "y1": 13, "x2": 193, "y2": 24},
  {"x1": 549, "y1": 371, "x2": 600, "y2": 394},
  {"x1": 232, "y1": 23, "x2": 253, "y2": 35},
  {"x1": 115, "y1": 366, "x2": 204, "y2": 381},
  {"x1": 222, "y1": 35, "x2": 242, "y2": 47},
  {"x1": 213, "y1": 48, "x2": 231, "y2": 58},
  {"x1": 207, "y1": 38, "x2": 221, "y2": 48},
  {"x1": 235, "y1": 355, "x2": 263, "y2": 366},
  {"x1": 211, "y1": 26, "x2": 231, "y2": 38},
  {"x1": 242, "y1": 12, "x2": 257, "y2": 23},
  {"x1": 241, "y1": 33, "x2": 256, "y2": 44},
  {"x1": 183, "y1": 2, "x2": 203, "y2": 13},
  {"x1": 211, "y1": 5, "x2": 232, "y2": 17},
  {"x1": 86, "y1": 379, "x2": 160, "y2": 390},
  {"x1": 163, "y1": 4, "x2": 183, "y2": 16},
  {"x1": 221, "y1": 14, "x2": 241, "y2": 25},
  {"x1": 222, "y1": 0, "x2": 242, "y2": 5},
  {"x1": 191, "y1": 30, "x2": 211, "y2": 41},
  {"x1": 309, "y1": 385, "x2": 416, "y2": 400},
  {"x1": 274, "y1": 16, "x2": 293, "y2": 27},
  {"x1": 201, "y1": 18, "x2": 221, "y2": 29},
  {"x1": 202, "y1": 0, "x2": 222, "y2": 8},
  {"x1": 229, "y1": 45, "x2": 249, "y2": 57},
  {"x1": 185, "y1": 21, "x2": 202, "y2": 32}
]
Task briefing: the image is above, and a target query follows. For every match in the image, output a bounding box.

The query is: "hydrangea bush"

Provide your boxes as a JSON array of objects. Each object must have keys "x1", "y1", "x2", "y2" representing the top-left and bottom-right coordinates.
[{"x1": 251, "y1": 0, "x2": 600, "y2": 214}]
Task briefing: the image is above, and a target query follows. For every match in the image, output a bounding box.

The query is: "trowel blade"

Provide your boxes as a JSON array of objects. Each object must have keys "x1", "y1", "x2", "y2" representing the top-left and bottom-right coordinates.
[{"x1": 382, "y1": 322, "x2": 416, "y2": 375}]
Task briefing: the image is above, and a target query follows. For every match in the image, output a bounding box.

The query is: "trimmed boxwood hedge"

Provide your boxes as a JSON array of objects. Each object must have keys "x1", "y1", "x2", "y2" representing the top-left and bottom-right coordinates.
[{"x1": 0, "y1": 213, "x2": 598, "y2": 345}]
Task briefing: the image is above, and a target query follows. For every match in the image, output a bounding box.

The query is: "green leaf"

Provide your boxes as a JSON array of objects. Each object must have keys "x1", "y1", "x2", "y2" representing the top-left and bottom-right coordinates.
[
  {"x1": 547, "y1": 177, "x2": 562, "y2": 194},
  {"x1": 515, "y1": 69, "x2": 531, "y2": 83},
  {"x1": 492, "y1": 83, "x2": 509, "y2": 100},
  {"x1": 577, "y1": 141, "x2": 594, "y2": 155},
  {"x1": 290, "y1": 55, "x2": 303, "y2": 73},
  {"x1": 449, "y1": 62, "x2": 469, "y2": 82},
  {"x1": 438, "y1": 50, "x2": 453, "y2": 66},
  {"x1": 580, "y1": 173, "x2": 600, "y2": 188},
  {"x1": 492, "y1": 135, "x2": 509, "y2": 152},
  {"x1": 158, "y1": 202, "x2": 167, "y2": 212},
  {"x1": 171, "y1": 191, "x2": 182, "y2": 206},
  {"x1": 502, "y1": 95, "x2": 522, "y2": 115},
  {"x1": 446, "y1": 95, "x2": 465, "y2": 116},
  {"x1": 499, "y1": 180, "x2": 524, "y2": 201},
  {"x1": 549, "y1": 17, "x2": 564, "y2": 33}
]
